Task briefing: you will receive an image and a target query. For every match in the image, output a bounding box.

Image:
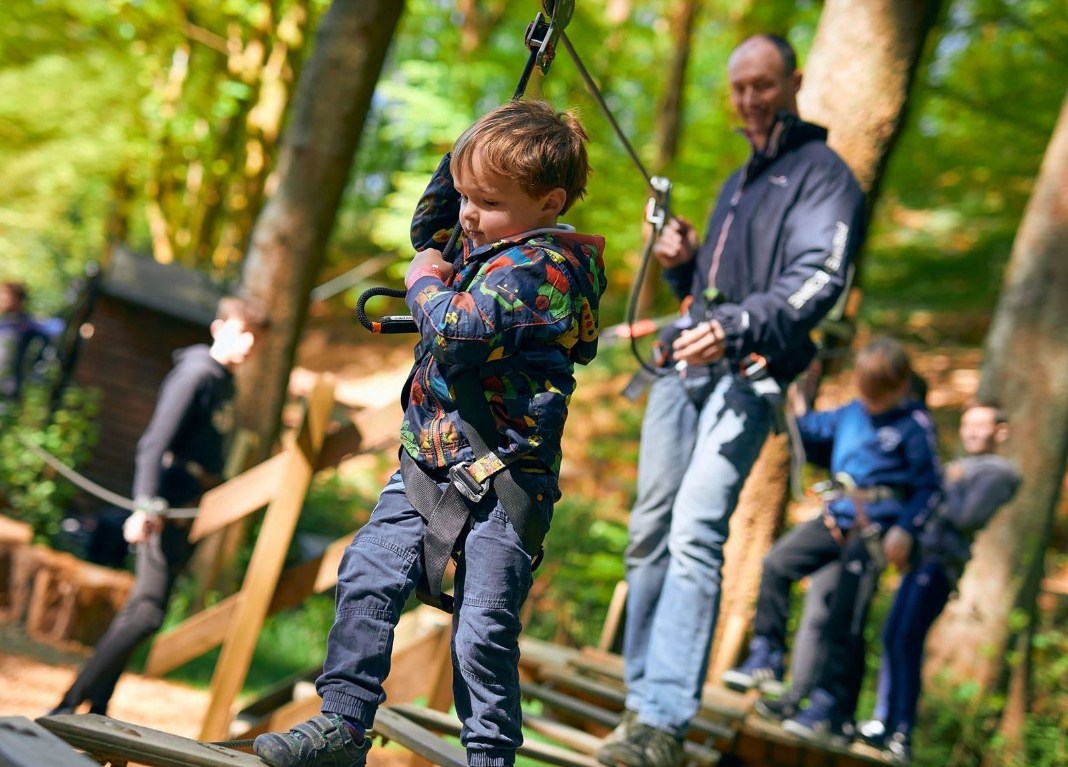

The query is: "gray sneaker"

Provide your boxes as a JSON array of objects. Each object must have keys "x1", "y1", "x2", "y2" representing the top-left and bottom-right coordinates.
[
  {"x1": 596, "y1": 721, "x2": 683, "y2": 767},
  {"x1": 600, "y1": 709, "x2": 640, "y2": 750},
  {"x1": 253, "y1": 714, "x2": 370, "y2": 767}
]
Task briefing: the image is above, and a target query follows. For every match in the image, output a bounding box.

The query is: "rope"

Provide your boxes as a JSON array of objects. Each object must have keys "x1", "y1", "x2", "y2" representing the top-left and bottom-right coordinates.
[
  {"x1": 560, "y1": 32, "x2": 654, "y2": 188},
  {"x1": 15, "y1": 434, "x2": 199, "y2": 519}
]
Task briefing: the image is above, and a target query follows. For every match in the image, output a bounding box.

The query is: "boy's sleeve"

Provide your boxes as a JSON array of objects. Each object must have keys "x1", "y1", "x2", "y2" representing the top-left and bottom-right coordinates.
[
  {"x1": 133, "y1": 362, "x2": 201, "y2": 500},
  {"x1": 896, "y1": 410, "x2": 942, "y2": 534},
  {"x1": 406, "y1": 246, "x2": 577, "y2": 368},
  {"x1": 410, "y1": 154, "x2": 461, "y2": 253},
  {"x1": 794, "y1": 406, "x2": 843, "y2": 469},
  {"x1": 943, "y1": 462, "x2": 1021, "y2": 533}
]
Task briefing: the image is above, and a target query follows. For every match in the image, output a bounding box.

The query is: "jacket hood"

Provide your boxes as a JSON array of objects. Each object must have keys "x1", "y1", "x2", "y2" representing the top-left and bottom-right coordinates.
[{"x1": 531, "y1": 228, "x2": 608, "y2": 366}]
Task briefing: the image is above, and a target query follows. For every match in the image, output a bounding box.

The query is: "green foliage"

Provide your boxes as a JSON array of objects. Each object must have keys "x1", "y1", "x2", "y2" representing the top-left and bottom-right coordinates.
[
  {"x1": 0, "y1": 383, "x2": 100, "y2": 540},
  {"x1": 527, "y1": 495, "x2": 629, "y2": 647}
]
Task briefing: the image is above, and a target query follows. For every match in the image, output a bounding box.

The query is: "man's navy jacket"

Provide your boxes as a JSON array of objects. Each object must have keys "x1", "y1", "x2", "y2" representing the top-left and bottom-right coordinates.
[{"x1": 663, "y1": 112, "x2": 866, "y2": 383}]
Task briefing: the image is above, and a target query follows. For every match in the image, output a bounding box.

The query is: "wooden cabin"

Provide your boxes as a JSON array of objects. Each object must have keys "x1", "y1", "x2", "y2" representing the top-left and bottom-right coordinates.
[{"x1": 63, "y1": 247, "x2": 228, "y2": 513}]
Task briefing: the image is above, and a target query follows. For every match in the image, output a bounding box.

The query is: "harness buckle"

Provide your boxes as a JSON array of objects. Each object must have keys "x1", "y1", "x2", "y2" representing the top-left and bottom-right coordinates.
[{"x1": 449, "y1": 462, "x2": 492, "y2": 503}]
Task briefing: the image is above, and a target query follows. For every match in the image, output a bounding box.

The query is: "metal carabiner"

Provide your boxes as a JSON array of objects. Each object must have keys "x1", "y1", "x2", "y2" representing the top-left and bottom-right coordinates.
[
  {"x1": 526, "y1": 0, "x2": 575, "y2": 76},
  {"x1": 644, "y1": 175, "x2": 673, "y2": 233}
]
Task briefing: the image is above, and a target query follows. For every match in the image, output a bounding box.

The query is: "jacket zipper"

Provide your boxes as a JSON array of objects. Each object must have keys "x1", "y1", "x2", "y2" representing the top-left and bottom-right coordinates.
[{"x1": 707, "y1": 118, "x2": 788, "y2": 289}]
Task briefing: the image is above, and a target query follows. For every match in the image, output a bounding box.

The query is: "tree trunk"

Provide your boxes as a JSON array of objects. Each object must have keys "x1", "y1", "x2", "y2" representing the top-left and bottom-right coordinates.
[
  {"x1": 926, "y1": 93, "x2": 1068, "y2": 736},
  {"x1": 708, "y1": 0, "x2": 942, "y2": 678},
  {"x1": 235, "y1": 0, "x2": 404, "y2": 456}
]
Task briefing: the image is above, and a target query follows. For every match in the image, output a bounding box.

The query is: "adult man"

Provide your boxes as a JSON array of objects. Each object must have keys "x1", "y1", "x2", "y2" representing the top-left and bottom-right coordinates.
[
  {"x1": 597, "y1": 34, "x2": 865, "y2": 767},
  {"x1": 51, "y1": 296, "x2": 267, "y2": 716}
]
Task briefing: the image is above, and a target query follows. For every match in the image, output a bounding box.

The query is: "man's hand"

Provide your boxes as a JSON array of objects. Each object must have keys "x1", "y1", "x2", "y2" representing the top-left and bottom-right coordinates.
[
  {"x1": 883, "y1": 525, "x2": 913, "y2": 571},
  {"x1": 123, "y1": 510, "x2": 163, "y2": 544},
  {"x1": 653, "y1": 217, "x2": 698, "y2": 269},
  {"x1": 672, "y1": 320, "x2": 726, "y2": 366},
  {"x1": 405, "y1": 248, "x2": 455, "y2": 288}
]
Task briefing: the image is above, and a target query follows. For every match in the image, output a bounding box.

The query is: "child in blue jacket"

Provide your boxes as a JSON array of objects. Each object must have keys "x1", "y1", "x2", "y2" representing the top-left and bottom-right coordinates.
[
  {"x1": 724, "y1": 337, "x2": 941, "y2": 742},
  {"x1": 254, "y1": 100, "x2": 607, "y2": 767}
]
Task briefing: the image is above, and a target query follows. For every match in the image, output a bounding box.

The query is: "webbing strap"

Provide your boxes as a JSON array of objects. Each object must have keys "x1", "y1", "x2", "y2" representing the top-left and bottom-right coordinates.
[
  {"x1": 400, "y1": 369, "x2": 546, "y2": 614},
  {"x1": 400, "y1": 452, "x2": 467, "y2": 613}
]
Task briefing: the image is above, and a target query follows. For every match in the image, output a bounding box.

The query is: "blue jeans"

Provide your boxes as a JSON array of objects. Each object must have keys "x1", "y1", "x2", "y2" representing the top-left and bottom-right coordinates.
[
  {"x1": 622, "y1": 371, "x2": 772, "y2": 735},
  {"x1": 317, "y1": 470, "x2": 548, "y2": 767}
]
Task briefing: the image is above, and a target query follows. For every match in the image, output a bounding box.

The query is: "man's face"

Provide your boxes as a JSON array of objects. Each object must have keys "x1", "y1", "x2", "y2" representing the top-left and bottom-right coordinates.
[
  {"x1": 959, "y1": 406, "x2": 1005, "y2": 455},
  {"x1": 728, "y1": 38, "x2": 801, "y2": 146}
]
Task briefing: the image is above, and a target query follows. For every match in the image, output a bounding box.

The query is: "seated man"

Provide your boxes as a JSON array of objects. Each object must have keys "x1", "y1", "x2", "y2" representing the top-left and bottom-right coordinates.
[
  {"x1": 857, "y1": 401, "x2": 1019, "y2": 764},
  {"x1": 723, "y1": 337, "x2": 941, "y2": 743}
]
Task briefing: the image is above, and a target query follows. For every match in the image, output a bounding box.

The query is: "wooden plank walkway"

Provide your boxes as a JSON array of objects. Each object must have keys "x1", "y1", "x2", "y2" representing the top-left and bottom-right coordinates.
[{"x1": 31, "y1": 621, "x2": 895, "y2": 767}]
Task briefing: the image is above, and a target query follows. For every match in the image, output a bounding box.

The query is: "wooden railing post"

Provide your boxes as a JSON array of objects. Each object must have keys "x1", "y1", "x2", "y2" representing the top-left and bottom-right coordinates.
[{"x1": 198, "y1": 375, "x2": 335, "y2": 741}]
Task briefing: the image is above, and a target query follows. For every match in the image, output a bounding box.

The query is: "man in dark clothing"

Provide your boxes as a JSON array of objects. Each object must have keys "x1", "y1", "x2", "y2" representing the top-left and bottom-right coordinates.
[
  {"x1": 51, "y1": 296, "x2": 267, "y2": 715},
  {"x1": 597, "y1": 34, "x2": 865, "y2": 767}
]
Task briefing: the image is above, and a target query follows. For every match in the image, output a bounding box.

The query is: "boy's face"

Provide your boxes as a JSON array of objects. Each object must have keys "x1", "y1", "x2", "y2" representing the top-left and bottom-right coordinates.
[
  {"x1": 453, "y1": 150, "x2": 564, "y2": 250},
  {"x1": 210, "y1": 318, "x2": 257, "y2": 368},
  {"x1": 959, "y1": 406, "x2": 1006, "y2": 455}
]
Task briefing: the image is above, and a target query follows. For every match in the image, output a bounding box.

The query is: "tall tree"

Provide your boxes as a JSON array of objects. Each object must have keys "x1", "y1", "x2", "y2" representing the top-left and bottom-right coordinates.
[
  {"x1": 709, "y1": 0, "x2": 943, "y2": 678},
  {"x1": 236, "y1": 0, "x2": 404, "y2": 455},
  {"x1": 926, "y1": 92, "x2": 1068, "y2": 754}
]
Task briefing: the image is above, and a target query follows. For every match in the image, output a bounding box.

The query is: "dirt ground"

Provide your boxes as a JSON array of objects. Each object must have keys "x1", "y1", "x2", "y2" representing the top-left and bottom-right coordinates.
[{"x1": 0, "y1": 624, "x2": 410, "y2": 766}]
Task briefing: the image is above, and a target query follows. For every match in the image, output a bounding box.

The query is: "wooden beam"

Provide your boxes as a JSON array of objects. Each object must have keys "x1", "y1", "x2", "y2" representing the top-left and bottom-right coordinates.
[
  {"x1": 198, "y1": 376, "x2": 335, "y2": 741},
  {"x1": 189, "y1": 453, "x2": 287, "y2": 543},
  {"x1": 372, "y1": 708, "x2": 467, "y2": 767},
  {"x1": 36, "y1": 714, "x2": 263, "y2": 767}
]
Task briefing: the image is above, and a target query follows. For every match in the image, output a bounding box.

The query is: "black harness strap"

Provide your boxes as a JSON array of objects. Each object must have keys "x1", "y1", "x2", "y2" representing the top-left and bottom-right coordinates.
[{"x1": 401, "y1": 369, "x2": 546, "y2": 613}]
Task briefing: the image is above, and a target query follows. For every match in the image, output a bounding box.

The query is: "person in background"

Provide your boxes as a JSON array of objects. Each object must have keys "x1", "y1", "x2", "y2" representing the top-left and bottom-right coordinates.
[
  {"x1": 755, "y1": 372, "x2": 931, "y2": 717},
  {"x1": 724, "y1": 338, "x2": 941, "y2": 744},
  {"x1": 597, "y1": 33, "x2": 865, "y2": 767},
  {"x1": 856, "y1": 401, "x2": 1020, "y2": 764},
  {"x1": 50, "y1": 296, "x2": 268, "y2": 716}
]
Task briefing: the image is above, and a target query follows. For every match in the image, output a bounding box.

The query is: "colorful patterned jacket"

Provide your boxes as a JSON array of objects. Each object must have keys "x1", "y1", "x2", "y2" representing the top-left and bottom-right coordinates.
[{"x1": 402, "y1": 154, "x2": 607, "y2": 498}]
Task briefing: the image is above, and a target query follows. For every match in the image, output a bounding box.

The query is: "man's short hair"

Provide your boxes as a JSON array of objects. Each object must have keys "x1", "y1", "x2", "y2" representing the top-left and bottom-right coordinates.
[
  {"x1": 451, "y1": 100, "x2": 591, "y2": 214},
  {"x1": 735, "y1": 33, "x2": 797, "y2": 76},
  {"x1": 216, "y1": 296, "x2": 270, "y2": 333},
  {"x1": 965, "y1": 398, "x2": 1009, "y2": 425},
  {"x1": 855, "y1": 337, "x2": 912, "y2": 399}
]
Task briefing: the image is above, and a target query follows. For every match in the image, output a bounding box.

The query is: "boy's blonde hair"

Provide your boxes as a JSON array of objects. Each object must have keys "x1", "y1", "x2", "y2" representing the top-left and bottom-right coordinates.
[
  {"x1": 451, "y1": 100, "x2": 591, "y2": 214},
  {"x1": 854, "y1": 337, "x2": 912, "y2": 400}
]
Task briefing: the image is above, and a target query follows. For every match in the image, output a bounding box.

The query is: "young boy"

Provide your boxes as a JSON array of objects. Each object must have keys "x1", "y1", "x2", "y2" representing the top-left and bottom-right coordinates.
[
  {"x1": 857, "y1": 402, "x2": 1019, "y2": 764},
  {"x1": 723, "y1": 338, "x2": 941, "y2": 742},
  {"x1": 51, "y1": 296, "x2": 267, "y2": 716},
  {"x1": 254, "y1": 100, "x2": 606, "y2": 767}
]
